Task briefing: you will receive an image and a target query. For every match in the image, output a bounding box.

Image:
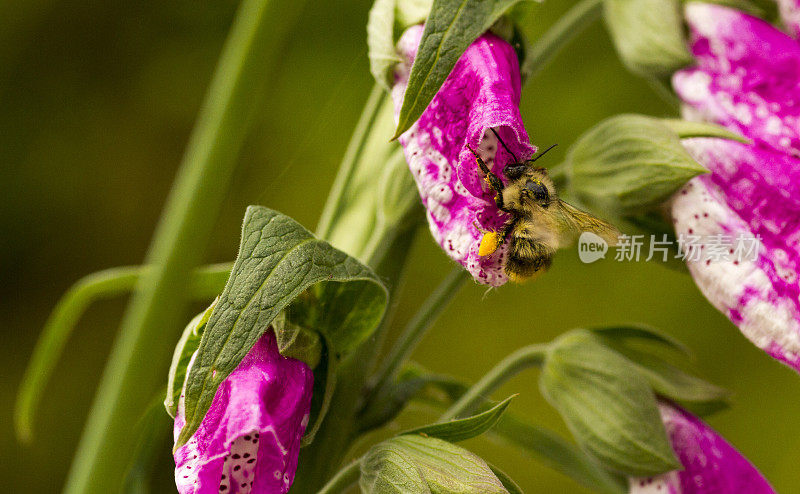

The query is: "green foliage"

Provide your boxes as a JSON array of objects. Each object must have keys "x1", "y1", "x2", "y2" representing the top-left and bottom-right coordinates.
[
  {"x1": 539, "y1": 330, "x2": 681, "y2": 476},
  {"x1": 402, "y1": 395, "x2": 515, "y2": 442},
  {"x1": 367, "y1": 0, "x2": 402, "y2": 89},
  {"x1": 175, "y1": 206, "x2": 387, "y2": 448},
  {"x1": 392, "y1": 0, "x2": 528, "y2": 138},
  {"x1": 360, "y1": 435, "x2": 508, "y2": 494},
  {"x1": 164, "y1": 301, "x2": 216, "y2": 418},
  {"x1": 566, "y1": 114, "x2": 708, "y2": 218},
  {"x1": 602, "y1": 0, "x2": 691, "y2": 77}
]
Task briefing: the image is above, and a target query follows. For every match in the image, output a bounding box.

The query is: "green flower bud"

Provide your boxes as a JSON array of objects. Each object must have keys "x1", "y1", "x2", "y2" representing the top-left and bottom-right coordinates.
[{"x1": 603, "y1": 0, "x2": 692, "y2": 77}]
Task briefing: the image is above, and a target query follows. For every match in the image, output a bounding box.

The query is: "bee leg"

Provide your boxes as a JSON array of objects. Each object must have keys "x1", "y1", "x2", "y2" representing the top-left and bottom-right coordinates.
[
  {"x1": 467, "y1": 145, "x2": 506, "y2": 211},
  {"x1": 505, "y1": 237, "x2": 554, "y2": 282}
]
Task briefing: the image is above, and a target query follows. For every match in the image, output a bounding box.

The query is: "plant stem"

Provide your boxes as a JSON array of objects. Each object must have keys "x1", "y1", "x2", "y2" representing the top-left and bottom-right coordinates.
[
  {"x1": 316, "y1": 85, "x2": 387, "y2": 240},
  {"x1": 62, "y1": 0, "x2": 306, "y2": 491},
  {"x1": 369, "y1": 267, "x2": 469, "y2": 399},
  {"x1": 317, "y1": 459, "x2": 361, "y2": 494},
  {"x1": 522, "y1": 0, "x2": 603, "y2": 80},
  {"x1": 14, "y1": 263, "x2": 231, "y2": 444},
  {"x1": 440, "y1": 344, "x2": 549, "y2": 421}
]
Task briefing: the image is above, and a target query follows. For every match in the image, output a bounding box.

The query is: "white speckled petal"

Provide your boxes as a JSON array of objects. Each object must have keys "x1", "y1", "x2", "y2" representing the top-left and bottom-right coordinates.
[
  {"x1": 629, "y1": 403, "x2": 775, "y2": 493},
  {"x1": 673, "y1": 3, "x2": 800, "y2": 157},
  {"x1": 392, "y1": 25, "x2": 536, "y2": 286},
  {"x1": 671, "y1": 138, "x2": 800, "y2": 371}
]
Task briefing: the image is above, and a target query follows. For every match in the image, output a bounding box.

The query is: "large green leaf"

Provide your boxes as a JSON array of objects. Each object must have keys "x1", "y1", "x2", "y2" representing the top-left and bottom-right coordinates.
[
  {"x1": 392, "y1": 0, "x2": 526, "y2": 138},
  {"x1": 176, "y1": 206, "x2": 387, "y2": 448},
  {"x1": 360, "y1": 435, "x2": 508, "y2": 493},
  {"x1": 403, "y1": 395, "x2": 514, "y2": 443},
  {"x1": 540, "y1": 330, "x2": 681, "y2": 477}
]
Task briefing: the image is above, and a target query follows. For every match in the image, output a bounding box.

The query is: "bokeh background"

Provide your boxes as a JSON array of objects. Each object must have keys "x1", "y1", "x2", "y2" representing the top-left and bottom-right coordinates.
[{"x1": 3, "y1": 0, "x2": 799, "y2": 492}]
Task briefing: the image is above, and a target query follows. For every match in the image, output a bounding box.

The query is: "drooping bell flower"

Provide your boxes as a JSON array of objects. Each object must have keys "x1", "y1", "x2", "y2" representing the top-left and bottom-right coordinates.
[
  {"x1": 391, "y1": 25, "x2": 536, "y2": 286},
  {"x1": 670, "y1": 3, "x2": 800, "y2": 371},
  {"x1": 629, "y1": 403, "x2": 774, "y2": 493},
  {"x1": 173, "y1": 330, "x2": 314, "y2": 494}
]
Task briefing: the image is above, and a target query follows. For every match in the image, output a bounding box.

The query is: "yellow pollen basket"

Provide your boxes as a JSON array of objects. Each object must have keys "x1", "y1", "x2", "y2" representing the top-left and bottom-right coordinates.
[{"x1": 478, "y1": 231, "x2": 500, "y2": 257}]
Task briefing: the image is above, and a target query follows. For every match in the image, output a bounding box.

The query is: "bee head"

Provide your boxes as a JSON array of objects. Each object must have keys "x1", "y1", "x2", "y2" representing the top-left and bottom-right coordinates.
[{"x1": 524, "y1": 179, "x2": 550, "y2": 207}]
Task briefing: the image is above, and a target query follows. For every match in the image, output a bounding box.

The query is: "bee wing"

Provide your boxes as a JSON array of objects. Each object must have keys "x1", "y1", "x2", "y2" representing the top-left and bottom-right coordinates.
[{"x1": 555, "y1": 200, "x2": 620, "y2": 246}]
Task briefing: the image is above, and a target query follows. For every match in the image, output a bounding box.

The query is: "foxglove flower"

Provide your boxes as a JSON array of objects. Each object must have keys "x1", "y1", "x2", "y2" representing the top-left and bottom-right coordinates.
[
  {"x1": 173, "y1": 330, "x2": 314, "y2": 494},
  {"x1": 671, "y1": 3, "x2": 800, "y2": 371},
  {"x1": 392, "y1": 25, "x2": 536, "y2": 286},
  {"x1": 629, "y1": 403, "x2": 774, "y2": 493}
]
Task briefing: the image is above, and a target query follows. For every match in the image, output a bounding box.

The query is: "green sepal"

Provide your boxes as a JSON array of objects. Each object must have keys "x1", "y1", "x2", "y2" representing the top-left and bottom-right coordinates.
[
  {"x1": 540, "y1": 329, "x2": 681, "y2": 476},
  {"x1": 164, "y1": 300, "x2": 217, "y2": 418},
  {"x1": 175, "y1": 206, "x2": 387, "y2": 449},
  {"x1": 397, "y1": 0, "x2": 433, "y2": 27},
  {"x1": 566, "y1": 114, "x2": 708, "y2": 218},
  {"x1": 602, "y1": 0, "x2": 692, "y2": 77},
  {"x1": 368, "y1": 0, "x2": 402, "y2": 90},
  {"x1": 660, "y1": 119, "x2": 751, "y2": 144},
  {"x1": 593, "y1": 325, "x2": 729, "y2": 416},
  {"x1": 487, "y1": 463, "x2": 524, "y2": 494},
  {"x1": 402, "y1": 395, "x2": 515, "y2": 443},
  {"x1": 392, "y1": 0, "x2": 529, "y2": 139},
  {"x1": 271, "y1": 310, "x2": 322, "y2": 369},
  {"x1": 360, "y1": 435, "x2": 508, "y2": 493}
]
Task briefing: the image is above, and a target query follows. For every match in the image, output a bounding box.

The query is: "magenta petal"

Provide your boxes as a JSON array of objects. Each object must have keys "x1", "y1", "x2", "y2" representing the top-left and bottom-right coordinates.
[
  {"x1": 673, "y1": 3, "x2": 800, "y2": 157},
  {"x1": 629, "y1": 403, "x2": 775, "y2": 493},
  {"x1": 392, "y1": 25, "x2": 536, "y2": 286},
  {"x1": 173, "y1": 331, "x2": 314, "y2": 494},
  {"x1": 778, "y1": 0, "x2": 800, "y2": 38},
  {"x1": 671, "y1": 138, "x2": 800, "y2": 371}
]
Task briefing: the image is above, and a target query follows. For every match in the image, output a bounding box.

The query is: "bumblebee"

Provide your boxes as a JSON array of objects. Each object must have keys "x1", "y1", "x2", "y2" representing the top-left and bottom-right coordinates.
[{"x1": 471, "y1": 129, "x2": 619, "y2": 282}]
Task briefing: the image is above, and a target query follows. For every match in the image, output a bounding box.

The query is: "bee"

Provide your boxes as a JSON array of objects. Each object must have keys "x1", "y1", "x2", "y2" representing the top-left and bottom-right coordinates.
[{"x1": 470, "y1": 129, "x2": 619, "y2": 282}]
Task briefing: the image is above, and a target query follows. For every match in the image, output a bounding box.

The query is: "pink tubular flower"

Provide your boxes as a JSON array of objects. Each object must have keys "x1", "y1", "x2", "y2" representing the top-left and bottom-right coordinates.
[
  {"x1": 392, "y1": 25, "x2": 536, "y2": 286},
  {"x1": 629, "y1": 403, "x2": 774, "y2": 493},
  {"x1": 671, "y1": 2, "x2": 800, "y2": 371},
  {"x1": 173, "y1": 331, "x2": 314, "y2": 494}
]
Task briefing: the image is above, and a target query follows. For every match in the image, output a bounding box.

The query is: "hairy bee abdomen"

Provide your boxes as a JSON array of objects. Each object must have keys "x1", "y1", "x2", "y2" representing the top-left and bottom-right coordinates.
[{"x1": 505, "y1": 236, "x2": 553, "y2": 280}]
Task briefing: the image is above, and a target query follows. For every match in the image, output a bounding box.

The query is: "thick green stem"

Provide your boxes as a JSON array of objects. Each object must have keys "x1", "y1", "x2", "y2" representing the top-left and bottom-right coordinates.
[
  {"x1": 317, "y1": 459, "x2": 361, "y2": 494},
  {"x1": 15, "y1": 263, "x2": 231, "y2": 443},
  {"x1": 522, "y1": 0, "x2": 603, "y2": 80},
  {"x1": 368, "y1": 267, "x2": 469, "y2": 401},
  {"x1": 63, "y1": 0, "x2": 306, "y2": 491},
  {"x1": 440, "y1": 344, "x2": 549, "y2": 421}
]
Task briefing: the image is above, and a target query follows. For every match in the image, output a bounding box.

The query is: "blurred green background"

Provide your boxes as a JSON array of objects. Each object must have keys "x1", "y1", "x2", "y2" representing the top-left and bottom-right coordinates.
[{"x1": 2, "y1": 0, "x2": 799, "y2": 492}]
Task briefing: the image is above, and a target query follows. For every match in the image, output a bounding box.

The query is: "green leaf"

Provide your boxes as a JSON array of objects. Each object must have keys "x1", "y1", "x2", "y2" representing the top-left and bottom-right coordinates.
[
  {"x1": 660, "y1": 119, "x2": 752, "y2": 144},
  {"x1": 567, "y1": 114, "x2": 707, "y2": 218},
  {"x1": 176, "y1": 206, "x2": 388, "y2": 448},
  {"x1": 164, "y1": 300, "x2": 216, "y2": 418},
  {"x1": 540, "y1": 330, "x2": 681, "y2": 476},
  {"x1": 360, "y1": 435, "x2": 508, "y2": 493},
  {"x1": 405, "y1": 367, "x2": 627, "y2": 494},
  {"x1": 487, "y1": 463, "x2": 524, "y2": 494},
  {"x1": 591, "y1": 324, "x2": 690, "y2": 355},
  {"x1": 403, "y1": 395, "x2": 515, "y2": 442},
  {"x1": 271, "y1": 309, "x2": 323, "y2": 368},
  {"x1": 368, "y1": 0, "x2": 402, "y2": 89},
  {"x1": 392, "y1": 0, "x2": 526, "y2": 138},
  {"x1": 603, "y1": 0, "x2": 692, "y2": 77}
]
